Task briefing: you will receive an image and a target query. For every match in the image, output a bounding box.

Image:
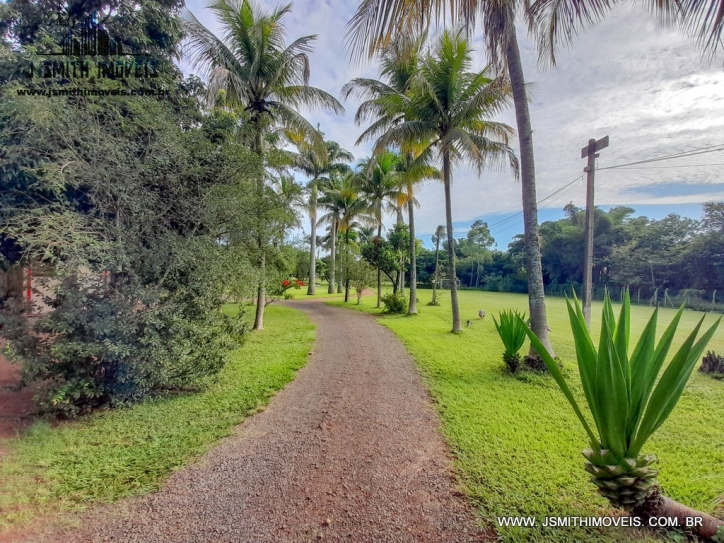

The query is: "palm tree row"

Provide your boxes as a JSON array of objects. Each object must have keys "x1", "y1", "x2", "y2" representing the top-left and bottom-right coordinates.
[
  {"x1": 344, "y1": 30, "x2": 517, "y2": 332},
  {"x1": 183, "y1": 0, "x2": 344, "y2": 330}
]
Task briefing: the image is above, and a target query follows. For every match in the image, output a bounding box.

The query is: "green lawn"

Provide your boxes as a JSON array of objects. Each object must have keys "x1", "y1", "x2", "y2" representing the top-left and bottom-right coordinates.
[
  {"x1": 0, "y1": 304, "x2": 315, "y2": 531},
  {"x1": 327, "y1": 289, "x2": 724, "y2": 542}
]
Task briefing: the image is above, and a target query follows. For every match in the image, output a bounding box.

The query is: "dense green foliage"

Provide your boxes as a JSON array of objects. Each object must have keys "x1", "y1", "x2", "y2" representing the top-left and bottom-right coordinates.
[
  {"x1": 0, "y1": 304, "x2": 315, "y2": 529},
  {"x1": 414, "y1": 204, "x2": 724, "y2": 310},
  {"x1": 380, "y1": 290, "x2": 407, "y2": 313},
  {"x1": 330, "y1": 290, "x2": 724, "y2": 542},
  {"x1": 0, "y1": 0, "x2": 328, "y2": 414}
]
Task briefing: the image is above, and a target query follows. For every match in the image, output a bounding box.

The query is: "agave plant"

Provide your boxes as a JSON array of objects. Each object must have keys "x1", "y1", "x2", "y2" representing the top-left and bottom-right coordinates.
[
  {"x1": 523, "y1": 291, "x2": 720, "y2": 514},
  {"x1": 493, "y1": 310, "x2": 527, "y2": 373}
]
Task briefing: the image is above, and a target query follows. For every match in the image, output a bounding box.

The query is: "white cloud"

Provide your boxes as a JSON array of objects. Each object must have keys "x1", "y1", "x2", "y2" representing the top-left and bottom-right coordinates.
[{"x1": 183, "y1": 0, "x2": 724, "y2": 242}]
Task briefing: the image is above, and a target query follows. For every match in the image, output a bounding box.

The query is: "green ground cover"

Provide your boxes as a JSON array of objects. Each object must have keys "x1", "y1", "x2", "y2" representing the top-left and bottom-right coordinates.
[
  {"x1": 0, "y1": 304, "x2": 315, "y2": 531},
  {"x1": 328, "y1": 289, "x2": 724, "y2": 542}
]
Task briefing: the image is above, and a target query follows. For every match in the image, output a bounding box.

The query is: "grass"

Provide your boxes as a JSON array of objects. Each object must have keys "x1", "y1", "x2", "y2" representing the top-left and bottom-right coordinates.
[
  {"x1": 0, "y1": 304, "x2": 315, "y2": 531},
  {"x1": 326, "y1": 289, "x2": 724, "y2": 542}
]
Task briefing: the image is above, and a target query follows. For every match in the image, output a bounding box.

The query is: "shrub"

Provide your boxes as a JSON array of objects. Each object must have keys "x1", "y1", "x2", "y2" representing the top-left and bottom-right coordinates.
[
  {"x1": 1, "y1": 281, "x2": 247, "y2": 417},
  {"x1": 523, "y1": 290, "x2": 720, "y2": 512},
  {"x1": 700, "y1": 351, "x2": 724, "y2": 377},
  {"x1": 492, "y1": 310, "x2": 527, "y2": 373},
  {"x1": 381, "y1": 291, "x2": 407, "y2": 314}
]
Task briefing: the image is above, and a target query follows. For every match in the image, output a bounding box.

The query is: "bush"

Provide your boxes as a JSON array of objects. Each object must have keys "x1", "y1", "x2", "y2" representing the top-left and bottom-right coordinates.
[
  {"x1": 492, "y1": 310, "x2": 527, "y2": 373},
  {"x1": 1, "y1": 281, "x2": 248, "y2": 417},
  {"x1": 700, "y1": 351, "x2": 724, "y2": 378},
  {"x1": 381, "y1": 291, "x2": 407, "y2": 314}
]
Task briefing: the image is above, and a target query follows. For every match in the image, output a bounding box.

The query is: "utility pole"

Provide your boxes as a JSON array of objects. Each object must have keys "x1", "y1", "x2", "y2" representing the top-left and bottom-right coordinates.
[{"x1": 581, "y1": 135, "x2": 609, "y2": 329}]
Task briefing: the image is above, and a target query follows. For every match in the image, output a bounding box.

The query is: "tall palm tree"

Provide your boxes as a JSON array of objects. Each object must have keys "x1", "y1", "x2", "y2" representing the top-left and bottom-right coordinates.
[
  {"x1": 343, "y1": 34, "x2": 438, "y2": 313},
  {"x1": 183, "y1": 0, "x2": 344, "y2": 330},
  {"x1": 431, "y1": 224, "x2": 445, "y2": 305},
  {"x1": 319, "y1": 174, "x2": 374, "y2": 302},
  {"x1": 317, "y1": 171, "x2": 352, "y2": 298},
  {"x1": 346, "y1": 0, "x2": 556, "y2": 353},
  {"x1": 293, "y1": 131, "x2": 354, "y2": 295},
  {"x1": 374, "y1": 31, "x2": 518, "y2": 333},
  {"x1": 396, "y1": 148, "x2": 439, "y2": 314},
  {"x1": 355, "y1": 152, "x2": 405, "y2": 307}
]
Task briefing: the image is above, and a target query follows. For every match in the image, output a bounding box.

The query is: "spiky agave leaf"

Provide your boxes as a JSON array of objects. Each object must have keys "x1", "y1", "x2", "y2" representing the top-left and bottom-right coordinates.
[
  {"x1": 492, "y1": 309, "x2": 527, "y2": 365},
  {"x1": 521, "y1": 289, "x2": 720, "y2": 510}
]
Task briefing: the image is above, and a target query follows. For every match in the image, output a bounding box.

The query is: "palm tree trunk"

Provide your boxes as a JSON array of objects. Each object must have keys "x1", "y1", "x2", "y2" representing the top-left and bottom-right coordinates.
[
  {"x1": 505, "y1": 28, "x2": 554, "y2": 356},
  {"x1": 252, "y1": 119, "x2": 265, "y2": 331},
  {"x1": 337, "y1": 236, "x2": 343, "y2": 293},
  {"x1": 328, "y1": 219, "x2": 336, "y2": 294},
  {"x1": 396, "y1": 205, "x2": 404, "y2": 225},
  {"x1": 344, "y1": 231, "x2": 350, "y2": 303},
  {"x1": 432, "y1": 229, "x2": 440, "y2": 304},
  {"x1": 407, "y1": 201, "x2": 417, "y2": 315},
  {"x1": 443, "y1": 149, "x2": 461, "y2": 333},
  {"x1": 376, "y1": 224, "x2": 382, "y2": 308},
  {"x1": 307, "y1": 182, "x2": 317, "y2": 295}
]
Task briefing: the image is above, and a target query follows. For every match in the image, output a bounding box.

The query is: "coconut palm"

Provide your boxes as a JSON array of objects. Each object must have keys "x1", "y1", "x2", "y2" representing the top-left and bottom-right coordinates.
[
  {"x1": 346, "y1": 0, "x2": 556, "y2": 353},
  {"x1": 318, "y1": 172, "x2": 348, "y2": 298},
  {"x1": 343, "y1": 35, "x2": 439, "y2": 313},
  {"x1": 430, "y1": 224, "x2": 445, "y2": 305},
  {"x1": 183, "y1": 0, "x2": 344, "y2": 330},
  {"x1": 374, "y1": 31, "x2": 518, "y2": 332},
  {"x1": 293, "y1": 131, "x2": 354, "y2": 295},
  {"x1": 531, "y1": 0, "x2": 724, "y2": 63},
  {"x1": 319, "y1": 175, "x2": 375, "y2": 302},
  {"x1": 355, "y1": 152, "x2": 405, "y2": 308},
  {"x1": 396, "y1": 149, "x2": 439, "y2": 314}
]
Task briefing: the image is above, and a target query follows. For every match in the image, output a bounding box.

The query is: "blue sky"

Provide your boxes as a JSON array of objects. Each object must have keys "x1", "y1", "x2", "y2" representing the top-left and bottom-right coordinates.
[{"x1": 184, "y1": 0, "x2": 724, "y2": 250}]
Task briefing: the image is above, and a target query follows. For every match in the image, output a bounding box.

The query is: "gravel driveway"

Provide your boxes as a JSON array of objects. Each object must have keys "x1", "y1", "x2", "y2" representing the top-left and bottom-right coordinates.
[{"x1": 61, "y1": 301, "x2": 491, "y2": 542}]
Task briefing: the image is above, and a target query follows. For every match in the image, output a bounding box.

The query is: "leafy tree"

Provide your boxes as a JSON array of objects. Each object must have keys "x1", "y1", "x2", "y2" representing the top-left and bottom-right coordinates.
[
  {"x1": 348, "y1": 258, "x2": 377, "y2": 304},
  {"x1": 0, "y1": 80, "x2": 254, "y2": 414}
]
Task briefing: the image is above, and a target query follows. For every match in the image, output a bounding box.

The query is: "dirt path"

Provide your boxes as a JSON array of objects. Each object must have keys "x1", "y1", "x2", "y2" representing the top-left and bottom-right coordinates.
[{"x1": 57, "y1": 301, "x2": 491, "y2": 542}]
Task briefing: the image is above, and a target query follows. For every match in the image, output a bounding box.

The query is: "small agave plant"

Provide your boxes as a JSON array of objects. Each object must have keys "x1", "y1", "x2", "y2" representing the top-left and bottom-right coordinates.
[
  {"x1": 522, "y1": 291, "x2": 720, "y2": 514},
  {"x1": 493, "y1": 310, "x2": 527, "y2": 372}
]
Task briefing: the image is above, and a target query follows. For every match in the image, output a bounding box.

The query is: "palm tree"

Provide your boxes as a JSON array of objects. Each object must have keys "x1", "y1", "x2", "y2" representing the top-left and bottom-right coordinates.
[
  {"x1": 183, "y1": 0, "x2": 344, "y2": 330},
  {"x1": 396, "y1": 148, "x2": 439, "y2": 314},
  {"x1": 355, "y1": 152, "x2": 405, "y2": 307},
  {"x1": 293, "y1": 131, "x2": 354, "y2": 295},
  {"x1": 317, "y1": 172, "x2": 351, "y2": 298},
  {"x1": 431, "y1": 224, "x2": 445, "y2": 305},
  {"x1": 319, "y1": 175, "x2": 374, "y2": 302},
  {"x1": 374, "y1": 31, "x2": 518, "y2": 333},
  {"x1": 346, "y1": 0, "x2": 556, "y2": 352},
  {"x1": 531, "y1": 0, "x2": 724, "y2": 62},
  {"x1": 343, "y1": 35, "x2": 438, "y2": 314}
]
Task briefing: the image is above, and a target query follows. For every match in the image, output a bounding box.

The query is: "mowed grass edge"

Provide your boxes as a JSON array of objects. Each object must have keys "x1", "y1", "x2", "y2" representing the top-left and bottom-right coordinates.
[
  {"x1": 0, "y1": 304, "x2": 315, "y2": 531},
  {"x1": 327, "y1": 289, "x2": 724, "y2": 543}
]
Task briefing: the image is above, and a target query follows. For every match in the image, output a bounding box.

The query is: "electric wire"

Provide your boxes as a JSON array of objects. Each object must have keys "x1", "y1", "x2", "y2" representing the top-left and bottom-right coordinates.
[{"x1": 598, "y1": 143, "x2": 724, "y2": 171}]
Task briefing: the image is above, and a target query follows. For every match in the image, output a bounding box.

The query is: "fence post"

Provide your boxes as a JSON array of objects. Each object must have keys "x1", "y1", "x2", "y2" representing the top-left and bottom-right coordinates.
[
  {"x1": 637, "y1": 288, "x2": 641, "y2": 305},
  {"x1": 713, "y1": 290, "x2": 717, "y2": 305}
]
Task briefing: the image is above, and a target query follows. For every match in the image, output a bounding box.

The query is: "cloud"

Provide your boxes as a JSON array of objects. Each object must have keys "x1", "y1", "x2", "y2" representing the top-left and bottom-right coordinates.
[{"x1": 183, "y1": 0, "x2": 724, "y2": 244}]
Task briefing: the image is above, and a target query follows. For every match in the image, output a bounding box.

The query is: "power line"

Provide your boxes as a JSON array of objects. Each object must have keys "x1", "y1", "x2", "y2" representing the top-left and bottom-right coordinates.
[
  {"x1": 487, "y1": 174, "x2": 585, "y2": 236},
  {"x1": 605, "y1": 163, "x2": 724, "y2": 170},
  {"x1": 599, "y1": 144, "x2": 724, "y2": 171},
  {"x1": 485, "y1": 173, "x2": 585, "y2": 231}
]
